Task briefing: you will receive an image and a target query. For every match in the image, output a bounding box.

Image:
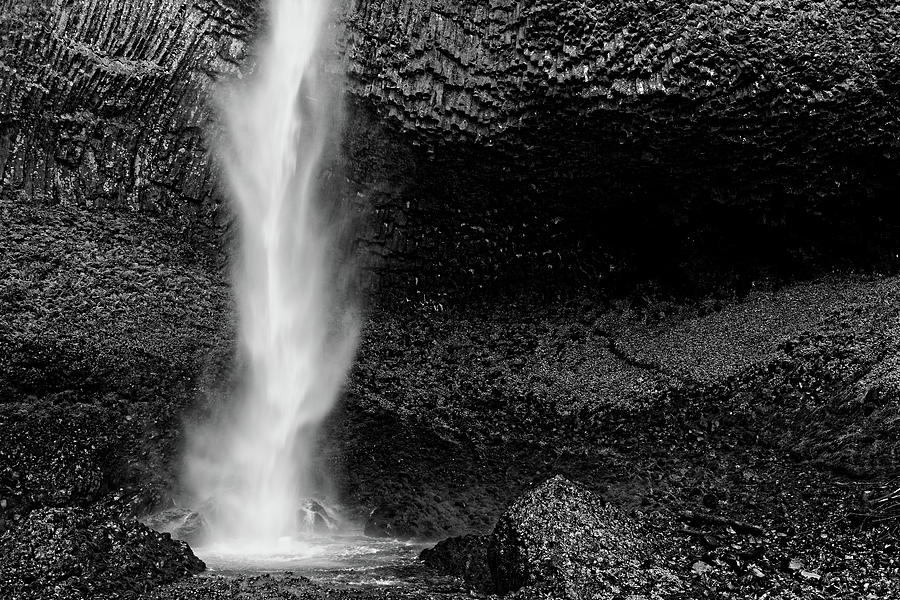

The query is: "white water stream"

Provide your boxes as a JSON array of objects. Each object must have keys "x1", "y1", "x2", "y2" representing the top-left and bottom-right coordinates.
[{"x1": 183, "y1": 0, "x2": 357, "y2": 553}]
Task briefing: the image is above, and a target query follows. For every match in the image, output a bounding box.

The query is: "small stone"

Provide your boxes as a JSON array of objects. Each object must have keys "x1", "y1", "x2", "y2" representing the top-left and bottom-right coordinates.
[
  {"x1": 800, "y1": 569, "x2": 821, "y2": 580},
  {"x1": 692, "y1": 560, "x2": 713, "y2": 575}
]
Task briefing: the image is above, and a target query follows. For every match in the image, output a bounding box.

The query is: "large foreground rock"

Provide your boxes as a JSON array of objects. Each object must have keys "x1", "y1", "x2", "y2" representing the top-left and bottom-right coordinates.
[
  {"x1": 487, "y1": 476, "x2": 681, "y2": 599},
  {"x1": 0, "y1": 507, "x2": 204, "y2": 599}
]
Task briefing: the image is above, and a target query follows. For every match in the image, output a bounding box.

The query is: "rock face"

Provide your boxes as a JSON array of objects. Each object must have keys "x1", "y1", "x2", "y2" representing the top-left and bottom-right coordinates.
[
  {"x1": 364, "y1": 503, "x2": 418, "y2": 540},
  {"x1": 420, "y1": 533, "x2": 494, "y2": 593},
  {"x1": 0, "y1": 402, "x2": 113, "y2": 527},
  {"x1": 0, "y1": 507, "x2": 205, "y2": 599},
  {"x1": 1, "y1": 0, "x2": 898, "y2": 292},
  {"x1": 485, "y1": 476, "x2": 681, "y2": 599}
]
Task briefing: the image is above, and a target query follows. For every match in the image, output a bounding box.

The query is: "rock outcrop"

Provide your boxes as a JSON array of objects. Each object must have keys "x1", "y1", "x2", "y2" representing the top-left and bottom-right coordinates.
[
  {"x1": 488, "y1": 476, "x2": 681, "y2": 598},
  {"x1": 142, "y1": 507, "x2": 210, "y2": 546},
  {"x1": 1, "y1": 0, "x2": 897, "y2": 291},
  {"x1": 299, "y1": 499, "x2": 341, "y2": 533},
  {"x1": 0, "y1": 506, "x2": 205, "y2": 599}
]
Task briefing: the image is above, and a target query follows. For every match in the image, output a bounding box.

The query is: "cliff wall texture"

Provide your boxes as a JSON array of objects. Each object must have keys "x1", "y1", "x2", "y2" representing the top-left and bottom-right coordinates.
[{"x1": 2, "y1": 0, "x2": 898, "y2": 292}]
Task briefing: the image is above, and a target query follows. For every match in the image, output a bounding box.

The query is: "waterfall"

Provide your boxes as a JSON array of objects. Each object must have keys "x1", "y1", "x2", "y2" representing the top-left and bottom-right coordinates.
[{"x1": 184, "y1": 0, "x2": 356, "y2": 549}]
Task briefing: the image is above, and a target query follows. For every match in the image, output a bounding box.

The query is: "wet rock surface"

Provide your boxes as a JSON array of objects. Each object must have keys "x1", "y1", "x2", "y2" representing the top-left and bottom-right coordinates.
[
  {"x1": 363, "y1": 504, "x2": 419, "y2": 541},
  {"x1": 0, "y1": 506, "x2": 204, "y2": 600},
  {"x1": 0, "y1": 199, "x2": 226, "y2": 407},
  {"x1": 419, "y1": 533, "x2": 493, "y2": 593},
  {"x1": 145, "y1": 572, "x2": 468, "y2": 600},
  {"x1": 299, "y1": 500, "x2": 340, "y2": 534}
]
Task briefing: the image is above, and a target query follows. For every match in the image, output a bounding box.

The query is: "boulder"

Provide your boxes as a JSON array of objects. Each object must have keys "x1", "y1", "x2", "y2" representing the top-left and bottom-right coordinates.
[
  {"x1": 487, "y1": 475, "x2": 681, "y2": 599},
  {"x1": 142, "y1": 507, "x2": 210, "y2": 546},
  {"x1": 298, "y1": 500, "x2": 340, "y2": 534},
  {"x1": 0, "y1": 507, "x2": 205, "y2": 600}
]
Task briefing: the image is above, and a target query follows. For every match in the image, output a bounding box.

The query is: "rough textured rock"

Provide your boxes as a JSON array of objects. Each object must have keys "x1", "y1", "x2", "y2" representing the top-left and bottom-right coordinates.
[
  {"x1": 142, "y1": 507, "x2": 210, "y2": 545},
  {"x1": 0, "y1": 402, "x2": 113, "y2": 522},
  {"x1": 0, "y1": 506, "x2": 204, "y2": 599},
  {"x1": 1, "y1": 0, "x2": 898, "y2": 292},
  {"x1": 420, "y1": 533, "x2": 494, "y2": 593},
  {"x1": 299, "y1": 500, "x2": 341, "y2": 533},
  {"x1": 487, "y1": 475, "x2": 681, "y2": 599},
  {"x1": 0, "y1": 199, "x2": 235, "y2": 523},
  {"x1": 364, "y1": 503, "x2": 418, "y2": 540},
  {"x1": 0, "y1": 198, "x2": 227, "y2": 406}
]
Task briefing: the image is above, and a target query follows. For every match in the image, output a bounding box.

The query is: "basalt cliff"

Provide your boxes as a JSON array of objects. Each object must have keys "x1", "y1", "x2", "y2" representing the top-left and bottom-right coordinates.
[{"x1": 2, "y1": 0, "x2": 898, "y2": 292}]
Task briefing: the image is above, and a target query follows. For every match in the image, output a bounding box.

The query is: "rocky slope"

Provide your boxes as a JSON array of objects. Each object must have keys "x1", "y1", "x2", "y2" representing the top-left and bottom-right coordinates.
[{"x1": 1, "y1": 198, "x2": 899, "y2": 597}]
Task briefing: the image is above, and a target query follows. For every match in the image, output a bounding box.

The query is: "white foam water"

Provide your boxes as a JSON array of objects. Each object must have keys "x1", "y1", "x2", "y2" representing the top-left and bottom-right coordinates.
[
  {"x1": 199, "y1": 534, "x2": 425, "y2": 573},
  {"x1": 183, "y1": 0, "x2": 357, "y2": 551},
  {"x1": 197, "y1": 533, "x2": 436, "y2": 591}
]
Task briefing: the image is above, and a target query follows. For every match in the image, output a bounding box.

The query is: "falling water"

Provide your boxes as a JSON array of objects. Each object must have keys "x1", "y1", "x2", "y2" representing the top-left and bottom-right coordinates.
[{"x1": 184, "y1": 0, "x2": 357, "y2": 550}]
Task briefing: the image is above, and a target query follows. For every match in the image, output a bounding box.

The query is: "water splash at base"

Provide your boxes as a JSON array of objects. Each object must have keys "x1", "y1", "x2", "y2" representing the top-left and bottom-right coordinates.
[{"x1": 195, "y1": 532, "x2": 432, "y2": 590}]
